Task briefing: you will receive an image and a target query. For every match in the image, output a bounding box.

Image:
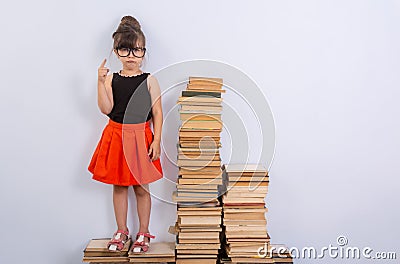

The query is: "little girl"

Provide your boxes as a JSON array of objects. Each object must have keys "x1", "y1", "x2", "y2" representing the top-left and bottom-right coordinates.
[{"x1": 88, "y1": 15, "x2": 163, "y2": 253}]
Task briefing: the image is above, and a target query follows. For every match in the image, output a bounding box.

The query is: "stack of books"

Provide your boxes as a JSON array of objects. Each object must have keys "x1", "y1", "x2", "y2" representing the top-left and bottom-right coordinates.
[
  {"x1": 173, "y1": 76, "x2": 225, "y2": 264},
  {"x1": 83, "y1": 239, "x2": 175, "y2": 263},
  {"x1": 220, "y1": 164, "x2": 293, "y2": 263},
  {"x1": 220, "y1": 163, "x2": 290, "y2": 263},
  {"x1": 82, "y1": 238, "x2": 130, "y2": 263},
  {"x1": 128, "y1": 242, "x2": 176, "y2": 263}
]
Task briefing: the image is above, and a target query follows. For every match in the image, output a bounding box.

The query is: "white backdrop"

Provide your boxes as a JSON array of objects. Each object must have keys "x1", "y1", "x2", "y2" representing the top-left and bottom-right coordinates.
[{"x1": 1, "y1": 0, "x2": 399, "y2": 263}]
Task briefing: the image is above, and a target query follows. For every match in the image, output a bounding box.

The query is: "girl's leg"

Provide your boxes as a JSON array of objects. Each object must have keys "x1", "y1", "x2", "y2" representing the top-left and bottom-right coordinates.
[
  {"x1": 113, "y1": 185, "x2": 129, "y2": 239},
  {"x1": 133, "y1": 184, "x2": 151, "y2": 242}
]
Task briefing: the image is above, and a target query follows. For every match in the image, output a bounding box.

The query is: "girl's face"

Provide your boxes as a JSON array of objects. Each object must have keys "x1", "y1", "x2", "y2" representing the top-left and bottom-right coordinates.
[{"x1": 114, "y1": 41, "x2": 145, "y2": 70}]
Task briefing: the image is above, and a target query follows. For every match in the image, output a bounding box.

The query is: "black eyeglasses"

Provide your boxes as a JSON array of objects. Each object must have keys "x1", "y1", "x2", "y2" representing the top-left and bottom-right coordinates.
[{"x1": 115, "y1": 47, "x2": 146, "y2": 58}]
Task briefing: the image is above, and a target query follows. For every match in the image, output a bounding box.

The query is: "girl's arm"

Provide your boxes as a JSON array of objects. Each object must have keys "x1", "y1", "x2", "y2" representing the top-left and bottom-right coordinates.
[
  {"x1": 97, "y1": 59, "x2": 114, "y2": 114},
  {"x1": 148, "y1": 75, "x2": 163, "y2": 143}
]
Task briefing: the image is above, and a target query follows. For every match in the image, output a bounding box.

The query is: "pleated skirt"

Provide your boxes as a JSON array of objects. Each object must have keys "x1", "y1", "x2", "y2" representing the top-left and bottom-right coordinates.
[{"x1": 88, "y1": 118, "x2": 163, "y2": 186}]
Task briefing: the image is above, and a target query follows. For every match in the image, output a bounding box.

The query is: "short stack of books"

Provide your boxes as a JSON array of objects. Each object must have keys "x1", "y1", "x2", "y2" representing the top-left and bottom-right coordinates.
[
  {"x1": 128, "y1": 242, "x2": 175, "y2": 263},
  {"x1": 173, "y1": 76, "x2": 225, "y2": 264},
  {"x1": 82, "y1": 238, "x2": 130, "y2": 263},
  {"x1": 220, "y1": 163, "x2": 292, "y2": 263},
  {"x1": 83, "y1": 239, "x2": 175, "y2": 263}
]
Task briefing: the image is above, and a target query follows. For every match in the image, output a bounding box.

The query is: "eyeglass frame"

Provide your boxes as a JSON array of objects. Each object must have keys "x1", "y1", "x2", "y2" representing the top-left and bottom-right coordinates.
[{"x1": 115, "y1": 46, "x2": 147, "y2": 58}]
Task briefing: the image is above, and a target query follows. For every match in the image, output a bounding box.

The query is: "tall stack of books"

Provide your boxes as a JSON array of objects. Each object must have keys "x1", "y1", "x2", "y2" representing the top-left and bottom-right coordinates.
[
  {"x1": 220, "y1": 163, "x2": 291, "y2": 263},
  {"x1": 173, "y1": 76, "x2": 225, "y2": 264}
]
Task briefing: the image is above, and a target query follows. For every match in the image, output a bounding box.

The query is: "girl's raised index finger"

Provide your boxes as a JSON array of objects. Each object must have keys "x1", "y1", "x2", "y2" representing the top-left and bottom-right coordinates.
[{"x1": 100, "y1": 58, "x2": 107, "y2": 67}]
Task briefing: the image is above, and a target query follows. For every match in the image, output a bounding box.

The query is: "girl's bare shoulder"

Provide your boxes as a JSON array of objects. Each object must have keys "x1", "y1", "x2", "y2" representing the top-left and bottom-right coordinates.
[
  {"x1": 147, "y1": 73, "x2": 159, "y2": 89},
  {"x1": 147, "y1": 73, "x2": 157, "y2": 81}
]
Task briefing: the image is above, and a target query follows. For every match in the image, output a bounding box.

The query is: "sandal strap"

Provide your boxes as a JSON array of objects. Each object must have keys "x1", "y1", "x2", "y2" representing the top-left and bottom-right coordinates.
[
  {"x1": 131, "y1": 240, "x2": 150, "y2": 253},
  {"x1": 115, "y1": 229, "x2": 129, "y2": 236},
  {"x1": 110, "y1": 238, "x2": 127, "y2": 243},
  {"x1": 109, "y1": 229, "x2": 130, "y2": 245},
  {"x1": 108, "y1": 240, "x2": 125, "y2": 250},
  {"x1": 136, "y1": 232, "x2": 155, "y2": 239}
]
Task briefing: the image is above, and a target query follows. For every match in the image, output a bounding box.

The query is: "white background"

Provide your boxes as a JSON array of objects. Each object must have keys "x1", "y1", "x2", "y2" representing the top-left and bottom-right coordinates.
[{"x1": 1, "y1": 0, "x2": 399, "y2": 263}]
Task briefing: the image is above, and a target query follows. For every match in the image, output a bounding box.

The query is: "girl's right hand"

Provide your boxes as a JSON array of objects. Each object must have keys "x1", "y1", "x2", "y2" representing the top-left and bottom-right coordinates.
[{"x1": 98, "y1": 58, "x2": 109, "y2": 83}]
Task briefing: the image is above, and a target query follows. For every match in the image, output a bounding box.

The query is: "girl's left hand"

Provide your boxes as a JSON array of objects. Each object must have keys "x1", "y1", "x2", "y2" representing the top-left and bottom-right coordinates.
[{"x1": 148, "y1": 141, "x2": 161, "y2": 161}]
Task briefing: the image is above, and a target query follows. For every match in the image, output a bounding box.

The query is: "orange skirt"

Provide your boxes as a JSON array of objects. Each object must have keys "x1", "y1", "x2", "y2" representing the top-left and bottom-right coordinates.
[{"x1": 88, "y1": 118, "x2": 163, "y2": 186}]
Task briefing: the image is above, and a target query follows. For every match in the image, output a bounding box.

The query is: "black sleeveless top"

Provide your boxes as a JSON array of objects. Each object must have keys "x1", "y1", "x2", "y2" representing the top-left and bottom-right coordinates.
[{"x1": 107, "y1": 72, "x2": 153, "y2": 124}]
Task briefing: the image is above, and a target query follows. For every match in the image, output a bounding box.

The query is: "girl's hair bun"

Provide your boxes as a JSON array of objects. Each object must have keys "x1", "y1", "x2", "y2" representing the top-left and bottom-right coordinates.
[
  {"x1": 120, "y1": 15, "x2": 141, "y2": 31},
  {"x1": 112, "y1": 15, "x2": 146, "y2": 49}
]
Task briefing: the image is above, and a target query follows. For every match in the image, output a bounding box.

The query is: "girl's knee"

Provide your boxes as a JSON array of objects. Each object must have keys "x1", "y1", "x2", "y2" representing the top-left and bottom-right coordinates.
[
  {"x1": 133, "y1": 185, "x2": 149, "y2": 197},
  {"x1": 113, "y1": 185, "x2": 128, "y2": 193}
]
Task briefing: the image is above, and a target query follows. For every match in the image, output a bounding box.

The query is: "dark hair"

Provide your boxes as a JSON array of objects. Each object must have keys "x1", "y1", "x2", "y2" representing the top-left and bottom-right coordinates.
[{"x1": 112, "y1": 16, "x2": 146, "y2": 49}]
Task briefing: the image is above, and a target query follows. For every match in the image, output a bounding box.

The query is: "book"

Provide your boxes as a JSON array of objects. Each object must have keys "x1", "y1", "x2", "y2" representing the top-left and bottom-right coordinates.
[
  {"x1": 178, "y1": 153, "x2": 221, "y2": 160},
  {"x1": 181, "y1": 120, "x2": 223, "y2": 130},
  {"x1": 189, "y1": 76, "x2": 223, "y2": 85},
  {"x1": 178, "y1": 96, "x2": 222, "y2": 104},
  {"x1": 224, "y1": 163, "x2": 268, "y2": 174},
  {"x1": 180, "y1": 112, "x2": 222, "y2": 121},
  {"x1": 181, "y1": 104, "x2": 222, "y2": 111},
  {"x1": 178, "y1": 159, "x2": 221, "y2": 168},
  {"x1": 128, "y1": 242, "x2": 175, "y2": 257},
  {"x1": 182, "y1": 90, "x2": 222, "y2": 98}
]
